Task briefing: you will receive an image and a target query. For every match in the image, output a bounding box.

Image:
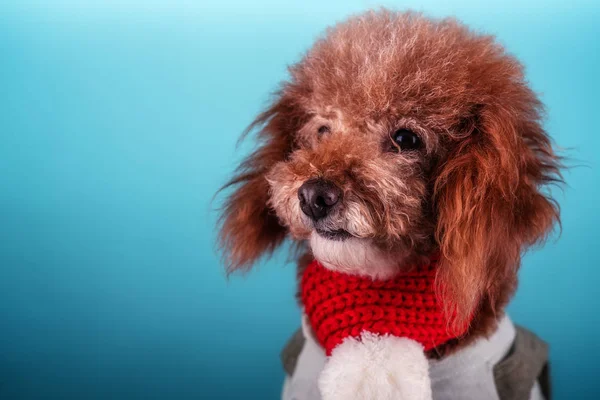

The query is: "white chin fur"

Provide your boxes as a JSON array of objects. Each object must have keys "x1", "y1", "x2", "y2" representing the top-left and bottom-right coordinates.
[
  {"x1": 309, "y1": 232, "x2": 399, "y2": 280},
  {"x1": 319, "y1": 333, "x2": 432, "y2": 400}
]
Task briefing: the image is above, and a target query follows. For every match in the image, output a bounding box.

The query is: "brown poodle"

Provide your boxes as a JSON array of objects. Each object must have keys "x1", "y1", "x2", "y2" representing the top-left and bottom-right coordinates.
[{"x1": 218, "y1": 9, "x2": 560, "y2": 400}]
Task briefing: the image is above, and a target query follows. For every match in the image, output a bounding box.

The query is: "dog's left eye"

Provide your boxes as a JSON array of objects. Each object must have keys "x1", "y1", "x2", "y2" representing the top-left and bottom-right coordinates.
[
  {"x1": 318, "y1": 125, "x2": 331, "y2": 135},
  {"x1": 391, "y1": 129, "x2": 421, "y2": 151}
]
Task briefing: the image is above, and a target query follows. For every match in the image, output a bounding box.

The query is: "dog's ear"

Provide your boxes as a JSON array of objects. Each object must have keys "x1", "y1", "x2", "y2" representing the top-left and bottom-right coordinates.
[
  {"x1": 218, "y1": 91, "x2": 304, "y2": 272},
  {"x1": 434, "y1": 96, "x2": 561, "y2": 326}
]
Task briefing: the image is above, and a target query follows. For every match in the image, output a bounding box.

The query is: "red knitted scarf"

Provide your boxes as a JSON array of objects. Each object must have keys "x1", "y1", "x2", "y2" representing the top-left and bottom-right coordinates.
[{"x1": 301, "y1": 256, "x2": 470, "y2": 356}]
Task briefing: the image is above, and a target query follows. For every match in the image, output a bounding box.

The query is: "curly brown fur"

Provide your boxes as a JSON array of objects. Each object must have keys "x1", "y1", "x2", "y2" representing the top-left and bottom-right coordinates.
[{"x1": 218, "y1": 10, "x2": 561, "y2": 355}]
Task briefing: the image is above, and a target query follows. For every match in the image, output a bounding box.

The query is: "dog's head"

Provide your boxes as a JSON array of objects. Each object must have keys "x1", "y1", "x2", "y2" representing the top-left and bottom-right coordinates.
[{"x1": 218, "y1": 10, "x2": 561, "y2": 325}]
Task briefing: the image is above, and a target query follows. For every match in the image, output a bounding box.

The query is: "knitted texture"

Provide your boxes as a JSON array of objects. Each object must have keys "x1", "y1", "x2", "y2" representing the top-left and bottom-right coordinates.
[{"x1": 301, "y1": 257, "x2": 470, "y2": 356}]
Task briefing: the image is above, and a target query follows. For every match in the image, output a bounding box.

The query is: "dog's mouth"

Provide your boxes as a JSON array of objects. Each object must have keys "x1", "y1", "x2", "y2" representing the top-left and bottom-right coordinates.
[{"x1": 315, "y1": 228, "x2": 353, "y2": 241}]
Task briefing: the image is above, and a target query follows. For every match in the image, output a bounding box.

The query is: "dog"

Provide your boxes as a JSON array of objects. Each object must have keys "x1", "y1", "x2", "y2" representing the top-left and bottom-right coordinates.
[{"x1": 218, "y1": 9, "x2": 560, "y2": 400}]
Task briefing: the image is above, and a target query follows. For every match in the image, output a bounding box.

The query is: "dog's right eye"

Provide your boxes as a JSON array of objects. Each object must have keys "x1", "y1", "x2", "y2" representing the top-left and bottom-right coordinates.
[
  {"x1": 390, "y1": 129, "x2": 421, "y2": 152},
  {"x1": 318, "y1": 125, "x2": 331, "y2": 135}
]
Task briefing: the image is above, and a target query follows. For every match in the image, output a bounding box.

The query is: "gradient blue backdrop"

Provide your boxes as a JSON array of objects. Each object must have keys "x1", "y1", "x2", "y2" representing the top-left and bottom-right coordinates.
[{"x1": 1, "y1": 1, "x2": 598, "y2": 399}]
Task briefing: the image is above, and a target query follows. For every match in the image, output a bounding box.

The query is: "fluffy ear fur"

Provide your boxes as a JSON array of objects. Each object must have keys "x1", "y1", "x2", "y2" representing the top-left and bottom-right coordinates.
[
  {"x1": 218, "y1": 91, "x2": 305, "y2": 272},
  {"x1": 434, "y1": 93, "x2": 562, "y2": 327}
]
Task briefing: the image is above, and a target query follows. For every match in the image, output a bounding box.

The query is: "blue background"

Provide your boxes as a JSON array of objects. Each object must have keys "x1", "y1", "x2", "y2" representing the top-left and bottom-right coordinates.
[{"x1": 1, "y1": 1, "x2": 598, "y2": 399}]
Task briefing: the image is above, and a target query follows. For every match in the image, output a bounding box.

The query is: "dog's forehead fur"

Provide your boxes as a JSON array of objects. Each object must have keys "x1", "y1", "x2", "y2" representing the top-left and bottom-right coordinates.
[{"x1": 288, "y1": 11, "x2": 520, "y2": 133}]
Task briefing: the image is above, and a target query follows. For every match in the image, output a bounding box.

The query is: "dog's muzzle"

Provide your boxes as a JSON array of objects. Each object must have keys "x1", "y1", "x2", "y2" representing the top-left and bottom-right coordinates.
[{"x1": 298, "y1": 179, "x2": 341, "y2": 221}]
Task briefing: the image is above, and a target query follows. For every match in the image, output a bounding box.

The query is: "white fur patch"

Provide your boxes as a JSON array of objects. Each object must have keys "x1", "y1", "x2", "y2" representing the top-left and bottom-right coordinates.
[
  {"x1": 309, "y1": 232, "x2": 399, "y2": 280},
  {"x1": 343, "y1": 200, "x2": 377, "y2": 237},
  {"x1": 319, "y1": 333, "x2": 432, "y2": 400}
]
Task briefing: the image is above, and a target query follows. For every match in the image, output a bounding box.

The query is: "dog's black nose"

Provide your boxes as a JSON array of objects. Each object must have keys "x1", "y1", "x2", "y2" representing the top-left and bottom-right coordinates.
[{"x1": 298, "y1": 179, "x2": 342, "y2": 221}]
